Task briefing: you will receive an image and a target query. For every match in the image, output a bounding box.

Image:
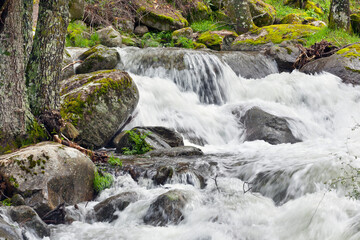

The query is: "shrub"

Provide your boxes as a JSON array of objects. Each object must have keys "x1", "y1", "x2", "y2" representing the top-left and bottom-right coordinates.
[
  {"x1": 93, "y1": 169, "x2": 114, "y2": 193},
  {"x1": 122, "y1": 130, "x2": 153, "y2": 155},
  {"x1": 65, "y1": 21, "x2": 100, "y2": 47},
  {"x1": 108, "y1": 155, "x2": 122, "y2": 167}
]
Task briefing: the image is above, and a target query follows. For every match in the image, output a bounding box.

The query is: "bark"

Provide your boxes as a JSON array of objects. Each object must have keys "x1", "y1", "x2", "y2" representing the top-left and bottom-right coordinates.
[
  {"x1": 328, "y1": 0, "x2": 351, "y2": 32},
  {"x1": 26, "y1": 0, "x2": 70, "y2": 116},
  {"x1": 0, "y1": 0, "x2": 31, "y2": 151},
  {"x1": 228, "y1": 0, "x2": 255, "y2": 34}
]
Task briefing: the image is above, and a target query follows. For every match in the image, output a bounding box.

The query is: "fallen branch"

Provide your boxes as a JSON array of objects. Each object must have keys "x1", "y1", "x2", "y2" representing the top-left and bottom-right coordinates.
[{"x1": 61, "y1": 60, "x2": 83, "y2": 72}]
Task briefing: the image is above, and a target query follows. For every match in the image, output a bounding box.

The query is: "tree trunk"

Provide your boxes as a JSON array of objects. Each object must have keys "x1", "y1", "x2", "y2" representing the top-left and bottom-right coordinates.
[
  {"x1": 0, "y1": 0, "x2": 32, "y2": 152},
  {"x1": 26, "y1": 0, "x2": 69, "y2": 116},
  {"x1": 228, "y1": 0, "x2": 255, "y2": 34},
  {"x1": 328, "y1": 0, "x2": 351, "y2": 32}
]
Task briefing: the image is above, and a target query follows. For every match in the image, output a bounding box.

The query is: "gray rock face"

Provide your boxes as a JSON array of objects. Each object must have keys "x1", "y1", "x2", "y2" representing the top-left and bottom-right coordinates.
[
  {"x1": 8, "y1": 206, "x2": 50, "y2": 238},
  {"x1": 264, "y1": 42, "x2": 300, "y2": 72},
  {"x1": 144, "y1": 146, "x2": 204, "y2": 157},
  {"x1": 239, "y1": 107, "x2": 300, "y2": 145},
  {"x1": 76, "y1": 45, "x2": 120, "y2": 74},
  {"x1": 0, "y1": 216, "x2": 22, "y2": 240},
  {"x1": 0, "y1": 142, "x2": 96, "y2": 217},
  {"x1": 61, "y1": 70, "x2": 139, "y2": 149},
  {"x1": 143, "y1": 190, "x2": 187, "y2": 226},
  {"x1": 115, "y1": 127, "x2": 184, "y2": 153},
  {"x1": 96, "y1": 26, "x2": 122, "y2": 47},
  {"x1": 61, "y1": 49, "x2": 75, "y2": 80},
  {"x1": 93, "y1": 192, "x2": 138, "y2": 222},
  {"x1": 69, "y1": 0, "x2": 85, "y2": 20},
  {"x1": 300, "y1": 44, "x2": 360, "y2": 85}
]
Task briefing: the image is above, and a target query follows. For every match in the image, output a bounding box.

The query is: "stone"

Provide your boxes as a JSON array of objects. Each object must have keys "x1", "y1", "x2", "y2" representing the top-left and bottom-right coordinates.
[
  {"x1": 96, "y1": 26, "x2": 122, "y2": 47},
  {"x1": 93, "y1": 192, "x2": 138, "y2": 222},
  {"x1": 76, "y1": 45, "x2": 120, "y2": 74},
  {"x1": 69, "y1": 0, "x2": 85, "y2": 21},
  {"x1": 134, "y1": 25, "x2": 149, "y2": 37},
  {"x1": 143, "y1": 190, "x2": 187, "y2": 226},
  {"x1": 280, "y1": 14, "x2": 304, "y2": 24},
  {"x1": 61, "y1": 48, "x2": 75, "y2": 80},
  {"x1": 197, "y1": 30, "x2": 238, "y2": 51},
  {"x1": 231, "y1": 24, "x2": 321, "y2": 51},
  {"x1": 264, "y1": 41, "x2": 301, "y2": 72},
  {"x1": 237, "y1": 107, "x2": 300, "y2": 145},
  {"x1": 115, "y1": 19, "x2": 135, "y2": 33},
  {"x1": 8, "y1": 205, "x2": 50, "y2": 238},
  {"x1": 304, "y1": 1, "x2": 324, "y2": 16},
  {"x1": 60, "y1": 70, "x2": 139, "y2": 149},
  {"x1": 144, "y1": 146, "x2": 204, "y2": 157},
  {"x1": 0, "y1": 142, "x2": 95, "y2": 217},
  {"x1": 172, "y1": 27, "x2": 194, "y2": 41},
  {"x1": 248, "y1": 0, "x2": 276, "y2": 27},
  {"x1": 11, "y1": 194, "x2": 25, "y2": 206},
  {"x1": 300, "y1": 44, "x2": 360, "y2": 85}
]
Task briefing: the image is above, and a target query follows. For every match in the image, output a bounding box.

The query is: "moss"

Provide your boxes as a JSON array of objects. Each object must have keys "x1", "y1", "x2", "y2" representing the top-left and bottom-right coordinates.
[
  {"x1": 345, "y1": 66, "x2": 360, "y2": 73},
  {"x1": 93, "y1": 169, "x2": 113, "y2": 194},
  {"x1": 233, "y1": 24, "x2": 321, "y2": 46},
  {"x1": 197, "y1": 31, "x2": 224, "y2": 50},
  {"x1": 304, "y1": 1, "x2": 324, "y2": 16},
  {"x1": 336, "y1": 44, "x2": 360, "y2": 58},
  {"x1": 280, "y1": 14, "x2": 303, "y2": 24}
]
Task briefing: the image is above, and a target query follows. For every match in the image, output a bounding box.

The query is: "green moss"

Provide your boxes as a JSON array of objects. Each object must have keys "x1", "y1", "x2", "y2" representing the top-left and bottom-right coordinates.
[
  {"x1": 197, "y1": 31, "x2": 223, "y2": 50},
  {"x1": 280, "y1": 13, "x2": 303, "y2": 24},
  {"x1": 304, "y1": 1, "x2": 324, "y2": 16},
  {"x1": 233, "y1": 24, "x2": 321, "y2": 46},
  {"x1": 345, "y1": 66, "x2": 360, "y2": 73},
  {"x1": 93, "y1": 169, "x2": 113, "y2": 194},
  {"x1": 336, "y1": 44, "x2": 360, "y2": 58}
]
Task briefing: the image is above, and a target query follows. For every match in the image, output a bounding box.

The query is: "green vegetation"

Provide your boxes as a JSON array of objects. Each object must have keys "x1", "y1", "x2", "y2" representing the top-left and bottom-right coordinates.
[
  {"x1": 1, "y1": 198, "x2": 11, "y2": 206},
  {"x1": 66, "y1": 21, "x2": 100, "y2": 47},
  {"x1": 176, "y1": 37, "x2": 196, "y2": 48},
  {"x1": 108, "y1": 154, "x2": 122, "y2": 167},
  {"x1": 190, "y1": 20, "x2": 233, "y2": 33},
  {"x1": 122, "y1": 130, "x2": 153, "y2": 155},
  {"x1": 304, "y1": 27, "x2": 360, "y2": 47},
  {"x1": 93, "y1": 169, "x2": 114, "y2": 193}
]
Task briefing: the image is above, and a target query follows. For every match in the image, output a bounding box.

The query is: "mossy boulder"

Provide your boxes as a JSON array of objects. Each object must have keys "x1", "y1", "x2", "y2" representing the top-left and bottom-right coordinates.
[
  {"x1": 69, "y1": 0, "x2": 85, "y2": 21},
  {"x1": 198, "y1": 30, "x2": 238, "y2": 51},
  {"x1": 300, "y1": 44, "x2": 360, "y2": 85},
  {"x1": 351, "y1": 13, "x2": 360, "y2": 35},
  {"x1": 0, "y1": 142, "x2": 95, "y2": 217},
  {"x1": 164, "y1": 0, "x2": 212, "y2": 22},
  {"x1": 248, "y1": 0, "x2": 276, "y2": 27},
  {"x1": 304, "y1": 1, "x2": 324, "y2": 16},
  {"x1": 75, "y1": 45, "x2": 120, "y2": 74},
  {"x1": 172, "y1": 27, "x2": 193, "y2": 40},
  {"x1": 280, "y1": 13, "x2": 304, "y2": 24},
  {"x1": 61, "y1": 48, "x2": 75, "y2": 80},
  {"x1": 264, "y1": 41, "x2": 301, "y2": 72},
  {"x1": 96, "y1": 26, "x2": 122, "y2": 48},
  {"x1": 60, "y1": 70, "x2": 139, "y2": 149},
  {"x1": 231, "y1": 24, "x2": 321, "y2": 51},
  {"x1": 137, "y1": 5, "x2": 188, "y2": 31}
]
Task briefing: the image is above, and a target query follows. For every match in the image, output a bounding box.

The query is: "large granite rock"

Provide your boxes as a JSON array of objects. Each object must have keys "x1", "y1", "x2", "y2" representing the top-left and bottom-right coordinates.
[
  {"x1": 61, "y1": 70, "x2": 139, "y2": 149},
  {"x1": 300, "y1": 44, "x2": 360, "y2": 85},
  {"x1": 0, "y1": 142, "x2": 95, "y2": 217},
  {"x1": 96, "y1": 26, "x2": 122, "y2": 47},
  {"x1": 248, "y1": 0, "x2": 276, "y2": 27},
  {"x1": 75, "y1": 45, "x2": 120, "y2": 74}
]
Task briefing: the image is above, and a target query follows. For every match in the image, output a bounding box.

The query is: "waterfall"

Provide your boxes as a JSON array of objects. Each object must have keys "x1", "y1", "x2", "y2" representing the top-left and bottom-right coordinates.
[{"x1": 51, "y1": 47, "x2": 360, "y2": 240}]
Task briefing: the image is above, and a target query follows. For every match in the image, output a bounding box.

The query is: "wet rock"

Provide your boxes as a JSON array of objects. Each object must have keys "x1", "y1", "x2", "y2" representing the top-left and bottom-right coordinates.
[
  {"x1": 238, "y1": 107, "x2": 300, "y2": 145},
  {"x1": 69, "y1": 0, "x2": 85, "y2": 21},
  {"x1": 41, "y1": 203, "x2": 66, "y2": 225},
  {"x1": 11, "y1": 194, "x2": 25, "y2": 206},
  {"x1": 153, "y1": 166, "x2": 174, "y2": 185},
  {"x1": 93, "y1": 192, "x2": 138, "y2": 222},
  {"x1": 300, "y1": 43, "x2": 360, "y2": 85},
  {"x1": 143, "y1": 190, "x2": 187, "y2": 226},
  {"x1": 144, "y1": 146, "x2": 203, "y2": 157},
  {"x1": 0, "y1": 142, "x2": 96, "y2": 217},
  {"x1": 0, "y1": 216, "x2": 22, "y2": 240},
  {"x1": 8, "y1": 206, "x2": 50, "y2": 238},
  {"x1": 134, "y1": 25, "x2": 149, "y2": 37},
  {"x1": 264, "y1": 41, "x2": 300, "y2": 72},
  {"x1": 60, "y1": 70, "x2": 139, "y2": 149},
  {"x1": 96, "y1": 26, "x2": 122, "y2": 47},
  {"x1": 76, "y1": 45, "x2": 120, "y2": 74},
  {"x1": 115, "y1": 127, "x2": 184, "y2": 153}
]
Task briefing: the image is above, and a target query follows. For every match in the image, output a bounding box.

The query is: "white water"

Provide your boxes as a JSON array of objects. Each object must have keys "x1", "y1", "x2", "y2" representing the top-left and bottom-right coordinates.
[{"x1": 52, "y1": 47, "x2": 360, "y2": 239}]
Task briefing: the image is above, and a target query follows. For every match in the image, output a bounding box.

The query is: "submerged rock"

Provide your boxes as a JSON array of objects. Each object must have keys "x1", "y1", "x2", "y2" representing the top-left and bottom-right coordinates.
[
  {"x1": 8, "y1": 206, "x2": 50, "y2": 238},
  {"x1": 143, "y1": 190, "x2": 187, "y2": 226},
  {"x1": 76, "y1": 45, "x2": 120, "y2": 74},
  {"x1": 0, "y1": 142, "x2": 95, "y2": 218},
  {"x1": 96, "y1": 26, "x2": 122, "y2": 47},
  {"x1": 61, "y1": 70, "x2": 139, "y2": 149},
  {"x1": 144, "y1": 146, "x2": 204, "y2": 157},
  {"x1": 0, "y1": 216, "x2": 22, "y2": 240},
  {"x1": 238, "y1": 107, "x2": 300, "y2": 145},
  {"x1": 264, "y1": 41, "x2": 300, "y2": 72},
  {"x1": 300, "y1": 43, "x2": 360, "y2": 85},
  {"x1": 93, "y1": 192, "x2": 138, "y2": 222}
]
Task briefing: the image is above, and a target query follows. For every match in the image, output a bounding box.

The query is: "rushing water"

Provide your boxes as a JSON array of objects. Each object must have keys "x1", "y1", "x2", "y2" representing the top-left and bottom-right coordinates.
[{"x1": 37, "y1": 47, "x2": 360, "y2": 239}]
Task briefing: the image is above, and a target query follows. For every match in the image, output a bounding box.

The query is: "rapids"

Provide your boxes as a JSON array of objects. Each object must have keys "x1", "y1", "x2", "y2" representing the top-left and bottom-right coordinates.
[{"x1": 26, "y1": 47, "x2": 360, "y2": 239}]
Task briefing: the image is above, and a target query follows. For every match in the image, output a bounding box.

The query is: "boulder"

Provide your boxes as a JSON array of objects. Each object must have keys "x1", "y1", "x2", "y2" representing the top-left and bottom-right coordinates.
[
  {"x1": 8, "y1": 206, "x2": 50, "y2": 238},
  {"x1": 93, "y1": 192, "x2": 138, "y2": 222},
  {"x1": 300, "y1": 44, "x2": 360, "y2": 85},
  {"x1": 264, "y1": 41, "x2": 300, "y2": 72},
  {"x1": 280, "y1": 13, "x2": 304, "y2": 24},
  {"x1": 248, "y1": 0, "x2": 276, "y2": 27},
  {"x1": 69, "y1": 0, "x2": 85, "y2": 21},
  {"x1": 143, "y1": 190, "x2": 187, "y2": 226},
  {"x1": 197, "y1": 30, "x2": 238, "y2": 51},
  {"x1": 60, "y1": 70, "x2": 139, "y2": 149},
  {"x1": 61, "y1": 49, "x2": 75, "y2": 80},
  {"x1": 11, "y1": 194, "x2": 25, "y2": 206},
  {"x1": 167, "y1": 0, "x2": 212, "y2": 22},
  {"x1": 134, "y1": 25, "x2": 149, "y2": 36},
  {"x1": 144, "y1": 146, "x2": 204, "y2": 157},
  {"x1": 96, "y1": 26, "x2": 122, "y2": 47},
  {"x1": 304, "y1": 1, "x2": 324, "y2": 16},
  {"x1": 231, "y1": 24, "x2": 321, "y2": 51},
  {"x1": 172, "y1": 27, "x2": 194, "y2": 41},
  {"x1": 75, "y1": 45, "x2": 120, "y2": 74},
  {"x1": 115, "y1": 19, "x2": 135, "y2": 33},
  {"x1": 0, "y1": 216, "x2": 22, "y2": 240},
  {"x1": 137, "y1": 4, "x2": 188, "y2": 31},
  {"x1": 351, "y1": 13, "x2": 360, "y2": 35},
  {"x1": 238, "y1": 107, "x2": 300, "y2": 145},
  {"x1": 0, "y1": 142, "x2": 95, "y2": 217}
]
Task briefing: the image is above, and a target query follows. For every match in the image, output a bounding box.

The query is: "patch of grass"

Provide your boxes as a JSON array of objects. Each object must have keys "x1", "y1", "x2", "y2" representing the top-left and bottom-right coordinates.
[
  {"x1": 304, "y1": 26, "x2": 360, "y2": 47},
  {"x1": 93, "y1": 169, "x2": 114, "y2": 194},
  {"x1": 1, "y1": 199, "x2": 11, "y2": 206},
  {"x1": 108, "y1": 155, "x2": 122, "y2": 167},
  {"x1": 191, "y1": 20, "x2": 233, "y2": 33},
  {"x1": 122, "y1": 130, "x2": 153, "y2": 155},
  {"x1": 66, "y1": 21, "x2": 100, "y2": 48},
  {"x1": 176, "y1": 37, "x2": 195, "y2": 48}
]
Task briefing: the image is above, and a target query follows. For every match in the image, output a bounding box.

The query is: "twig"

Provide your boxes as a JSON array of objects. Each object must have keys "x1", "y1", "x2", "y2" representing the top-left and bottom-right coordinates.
[
  {"x1": 243, "y1": 181, "x2": 253, "y2": 194},
  {"x1": 61, "y1": 60, "x2": 83, "y2": 71},
  {"x1": 212, "y1": 174, "x2": 220, "y2": 193},
  {"x1": 307, "y1": 192, "x2": 326, "y2": 227}
]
